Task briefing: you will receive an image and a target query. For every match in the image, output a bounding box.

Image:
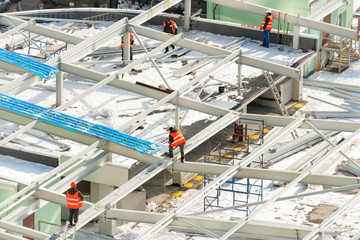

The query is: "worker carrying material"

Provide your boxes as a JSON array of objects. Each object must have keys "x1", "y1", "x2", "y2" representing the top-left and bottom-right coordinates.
[
  {"x1": 66, "y1": 182, "x2": 84, "y2": 226},
  {"x1": 163, "y1": 17, "x2": 178, "y2": 53},
  {"x1": 260, "y1": 9, "x2": 273, "y2": 48},
  {"x1": 121, "y1": 33, "x2": 134, "y2": 60},
  {"x1": 168, "y1": 127, "x2": 186, "y2": 163}
]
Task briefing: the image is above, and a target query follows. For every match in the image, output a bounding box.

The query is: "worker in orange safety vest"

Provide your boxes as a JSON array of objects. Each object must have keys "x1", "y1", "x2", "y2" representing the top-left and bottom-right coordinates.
[
  {"x1": 121, "y1": 33, "x2": 134, "y2": 60},
  {"x1": 66, "y1": 182, "x2": 84, "y2": 226},
  {"x1": 163, "y1": 17, "x2": 178, "y2": 53},
  {"x1": 260, "y1": 9, "x2": 273, "y2": 48},
  {"x1": 168, "y1": 127, "x2": 186, "y2": 163}
]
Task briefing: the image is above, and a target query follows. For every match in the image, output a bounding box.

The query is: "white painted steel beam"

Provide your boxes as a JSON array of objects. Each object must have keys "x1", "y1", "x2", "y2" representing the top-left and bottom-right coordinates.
[
  {"x1": 0, "y1": 20, "x2": 30, "y2": 39},
  {"x1": 0, "y1": 108, "x2": 158, "y2": 163},
  {"x1": 0, "y1": 220, "x2": 50, "y2": 239},
  {"x1": 219, "y1": 127, "x2": 360, "y2": 240},
  {"x1": 108, "y1": 209, "x2": 315, "y2": 239},
  {"x1": 239, "y1": 55, "x2": 301, "y2": 80},
  {"x1": 131, "y1": 24, "x2": 230, "y2": 56},
  {"x1": 207, "y1": 0, "x2": 357, "y2": 40},
  {"x1": 0, "y1": 14, "x2": 84, "y2": 45},
  {"x1": 172, "y1": 162, "x2": 360, "y2": 187},
  {"x1": 304, "y1": 79, "x2": 360, "y2": 92},
  {"x1": 129, "y1": 0, "x2": 182, "y2": 26},
  {"x1": 188, "y1": 184, "x2": 360, "y2": 216},
  {"x1": 0, "y1": 231, "x2": 26, "y2": 240},
  {"x1": 137, "y1": 115, "x2": 305, "y2": 239}
]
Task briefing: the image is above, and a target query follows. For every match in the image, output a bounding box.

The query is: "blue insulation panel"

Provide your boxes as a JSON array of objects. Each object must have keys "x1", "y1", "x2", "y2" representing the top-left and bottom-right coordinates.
[
  {"x1": 0, "y1": 94, "x2": 160, "y2": 155},
  {"x1": 0, "y1": 48, "x2": 59, "y2": 80}
]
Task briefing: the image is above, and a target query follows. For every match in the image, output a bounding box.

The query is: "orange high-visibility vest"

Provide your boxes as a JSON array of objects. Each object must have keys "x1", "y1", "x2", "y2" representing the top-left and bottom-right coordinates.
[
  {"x1": 121, "y1": 33, "x2": 134, "y2": 49},
  {"x1": 261, "y1": 14, "x2": 273, "y2": 30},
  {"x1": 170, "y1": 131, "x2": 186, "y2": 147},
  {"x1": 66, "y1": 190, "x2": 83, "y2": 209},
  {"x1": 163, "y1": 20, "x2": 176, "y2": 35}
]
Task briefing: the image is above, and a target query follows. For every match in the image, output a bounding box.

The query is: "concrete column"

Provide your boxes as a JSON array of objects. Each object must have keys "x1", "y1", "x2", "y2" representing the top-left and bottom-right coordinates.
[
  {"x1": 184, "y1": 0, "x2": 191, "y2": 32},
  {"x1": 172, "y1": 170, "x2": 184, "y2": 186},
  {"x1": 123, "y1": 31, "x2": 131, "y2": 61},
  {"x1": 293, "y1": 13, "x2": 300, "y2": 50},
  {"x1": 91, "y1": 183, "x2": 116, "y2": 236},
  {"x1": 292, "y1": 67, "x2": 303, "y2": 101},
  {"x1": 56, "y1": 70, "x2": 63, "y2": 107}
]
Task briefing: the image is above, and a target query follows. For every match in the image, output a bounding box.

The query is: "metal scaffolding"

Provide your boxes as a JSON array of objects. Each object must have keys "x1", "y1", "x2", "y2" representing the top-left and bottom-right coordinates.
[{"x1": 203, "y1": 118, "x2": 264, "y2": 215}]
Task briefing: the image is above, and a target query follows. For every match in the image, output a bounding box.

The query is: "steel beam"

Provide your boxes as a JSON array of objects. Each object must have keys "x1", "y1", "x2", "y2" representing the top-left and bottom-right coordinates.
[
  {"x1": 219, "y1": 127, "x2": 360, "y2": 239},
  {"x1": 172, "y1": 162, "x2": 360, "y2": 186},
  {"x1": 239, "y1": 55, "x2": 301, "y2": 80},
  {"x1": 138, "y1": 115, "x2": 305, "y2": 239},
  {"x1": 0, "y1": 220, "x2": 50, "y2": 239},
  {"x1": 0, "y1": 14, "x2": 84, "y2": 45},
  {"x1": 131, "y1": 24, "x2": 230, "y2": 56},
  {"x1": 107, "y1": 209, "x2": 315, "y2": 239},
  {"x1": 0, "y1": 108, "x2": 158, "y2": 163},
  {"x1": 40, "y1": 62, "x2": 360, "y2": 134},
  {"x1": 304, "y1": 79, "x2": 360, "y2": 92},
  {"x1": 207, "y1": 0, "x2": 357, "y2": 40}
]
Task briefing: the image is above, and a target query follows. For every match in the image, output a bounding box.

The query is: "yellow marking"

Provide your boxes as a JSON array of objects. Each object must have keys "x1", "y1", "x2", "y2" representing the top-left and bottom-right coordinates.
[
  {"x1": 223, "y1": 154, "x2": 233, "y2": 158},
  {"x1": 171, "y1": 190, "x2": 184, "y2": 197},
  {"x1": 263, "y1": 128, "x2": 269, "y2": 133},
  {"x1": 193, "y1": 175, "x2": 203, "y2": 181},
  {"x1": 250, "y1": 135, "x2": 260, "y2": 140},
  {"x1": 233, "y1": 147, "x2": 242, "y2": 151},
  {"x1": 293, "y1": 103, "x2": 304, "y2": 108},
  {"x1": 183, "y1": 183, "x2": 193, "y2": 188}
]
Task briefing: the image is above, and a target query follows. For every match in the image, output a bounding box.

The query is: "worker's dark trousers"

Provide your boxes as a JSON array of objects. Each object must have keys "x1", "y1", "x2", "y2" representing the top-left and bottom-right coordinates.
[
  {"x1": 69, "y1": 208, "x2": 79, "y2": 225},
  {"x1": 262, "y1": 30, "x2": 270, "y2": 48},
  {"x1": 169, "y1": 143, "x2": 185, "y2": 161}
]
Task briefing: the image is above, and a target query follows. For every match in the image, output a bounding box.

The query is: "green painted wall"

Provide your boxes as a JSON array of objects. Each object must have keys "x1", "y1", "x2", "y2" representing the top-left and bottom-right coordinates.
[
  {"x1": 0, "y1": 186, "x2": 61, "y2": 237},
  {"x1": 207, "y1": 0, "x2": 308, "y2": 32},
  {"x1": 206, "y1": 0, "x2": 354, "y2": 76}
]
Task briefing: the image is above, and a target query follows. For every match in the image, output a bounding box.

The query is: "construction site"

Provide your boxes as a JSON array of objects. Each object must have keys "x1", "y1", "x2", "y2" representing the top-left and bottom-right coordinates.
[{"x1": 1, "y1": 0, "x2": 360, "y2": 239}]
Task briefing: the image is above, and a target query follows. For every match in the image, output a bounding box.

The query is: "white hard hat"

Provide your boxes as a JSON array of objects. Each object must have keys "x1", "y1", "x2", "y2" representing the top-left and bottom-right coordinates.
[{"x1": 266, "y1": 9, "x2": 271, "y2": 14}]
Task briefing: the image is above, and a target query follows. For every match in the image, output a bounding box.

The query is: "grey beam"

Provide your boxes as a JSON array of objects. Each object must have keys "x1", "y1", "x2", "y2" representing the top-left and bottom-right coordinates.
[
  {"x1": 207, "y1": 0, "x2": 357, "y2": 40},
  {"x1": 107, "y1": 209, "x2": 315, "y2": 239},
  {"x1": 0, "y1": 220, "x2": 50, "y2": 239},
  {"x1": 188, "y1": 184, "x2": 360, "y2": 217},
  {"x1": 138, "y1": 115, "x2": 305, "y2": 239},
  {"x1": 239, "y1": 55, "x2": 301, "y2": 80},
  {"x1": 51, "y1": 62, "x2": 360, "y2": 133},
  {"x1": 304, "y1": 79, "x2": 360, "y2": 93},
  {"x1": 173, "y1": 162, "x2": 360, "y2": 187},
  {"x1": 0, "y1": 108, "x2": 158, "y2": 163},
  {"x1": 131, "y1": 24, "x2": 230, "y2": 56},
  {"x1": 0, "y1": 14, "x2": 84, "y2": 45}
]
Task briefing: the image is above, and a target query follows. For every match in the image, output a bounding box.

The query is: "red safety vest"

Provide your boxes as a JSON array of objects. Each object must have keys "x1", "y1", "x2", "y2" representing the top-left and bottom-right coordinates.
[
  {"x1": 170, "y1": 131, "x2": 186, "y2": 147},
  {"x1": 121, "y1": 33, "x2": 134, "y2": 49},
  {"x1": 163, "y1": 20, "x2": 176, "y2": 35},
  {"x1": 66, "y1": 190, "x2": 83, "y2": 209},
  {"x1": 261, "y1": 14, "x2": 273, "y2": 30}
]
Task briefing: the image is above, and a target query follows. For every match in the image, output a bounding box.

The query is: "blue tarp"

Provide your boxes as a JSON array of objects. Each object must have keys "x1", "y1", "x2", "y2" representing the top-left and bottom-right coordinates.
[
  {"x1": 0, "y1": 48, "x2": 59, "y2": 80},
  {"x1": 0, "y1": 93, "x2": 160, "y2": 155}
]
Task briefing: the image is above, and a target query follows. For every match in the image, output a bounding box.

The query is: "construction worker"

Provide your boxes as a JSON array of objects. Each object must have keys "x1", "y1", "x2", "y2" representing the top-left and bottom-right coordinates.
[
  {"x1": 66, "y1": 182, "x2": 84, "y2": 226},
  {"x1": 121, "y1": 33, "x2": 134, "y2": 60},
  {"x1": 163, "y1": 17, "x2": 178, "y2": 53},
  {"x1": 169, "y1": 127, "x2": 186, "y2": 163},
  {"x1": 260, "y1": 9, "x2": 273, "y2": 48}
]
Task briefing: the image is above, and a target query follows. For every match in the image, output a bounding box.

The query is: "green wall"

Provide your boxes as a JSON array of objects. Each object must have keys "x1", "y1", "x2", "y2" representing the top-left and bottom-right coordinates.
[
  {"x1": 206, "y1": 0, "x2": 354, "y2": 76},
  {"x1": 0, "y1": 187, "x2": 61, "y2": 237}
]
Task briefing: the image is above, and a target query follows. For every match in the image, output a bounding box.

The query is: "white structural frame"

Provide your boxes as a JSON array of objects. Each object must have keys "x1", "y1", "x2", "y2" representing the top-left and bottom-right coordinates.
[{"x1": 0, "y1": 0, "x2": 359, "y2": 239}]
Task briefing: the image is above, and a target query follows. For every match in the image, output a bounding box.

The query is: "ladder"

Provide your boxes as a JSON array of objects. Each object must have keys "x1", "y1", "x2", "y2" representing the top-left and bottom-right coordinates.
[{"x1": 263, "y1": 71, "x2": 298, "y2": 139}]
